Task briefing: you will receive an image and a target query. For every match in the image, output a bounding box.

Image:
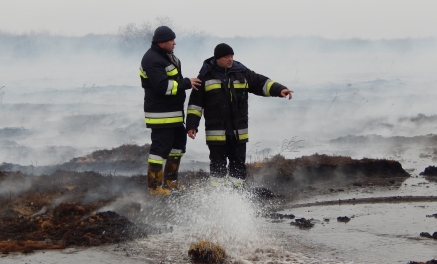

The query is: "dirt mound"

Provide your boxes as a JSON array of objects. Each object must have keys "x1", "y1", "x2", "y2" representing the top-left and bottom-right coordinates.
[
  {"x1": 330, "y1": 133, "x2": 437, "y2": 147},
  {"x1": 420, "y1": 166, "x2": 437, "y2": 180},
  {"x1": 248, "y1": 153, "x2": 409, "y2": 183},
  {"x1": 61, "y1": 144, "x2": 151, "y2": 173},
  {"x1": 0, "y1": 144, "x2": 151, "y2": 175}
]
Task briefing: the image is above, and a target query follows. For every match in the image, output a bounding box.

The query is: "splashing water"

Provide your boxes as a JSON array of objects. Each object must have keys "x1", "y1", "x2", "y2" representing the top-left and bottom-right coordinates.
[{"x1": 137, "y1": 183, "x2": 272, "y2": 258}]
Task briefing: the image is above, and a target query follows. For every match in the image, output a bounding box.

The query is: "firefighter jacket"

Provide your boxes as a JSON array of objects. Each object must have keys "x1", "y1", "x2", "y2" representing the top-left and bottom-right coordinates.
[
  {"x1": 186, "y1": 57, "x2": 287, "y2": 145},
  {"x1": 139, "y1": 43, "x2": 192, "y2": 128}
]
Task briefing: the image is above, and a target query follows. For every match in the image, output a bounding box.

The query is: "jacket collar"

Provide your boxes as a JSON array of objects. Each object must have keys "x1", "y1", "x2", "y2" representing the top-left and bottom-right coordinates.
[
  {"x1": 151, "y1": 43, "x2": 173, "y2": 57},
  {"x1": 199, "y1": 57, "x2": 247, "y2": 77}
]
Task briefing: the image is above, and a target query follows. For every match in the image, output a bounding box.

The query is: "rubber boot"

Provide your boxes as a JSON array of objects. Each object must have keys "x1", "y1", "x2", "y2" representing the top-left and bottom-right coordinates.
[
  {"x1": 148, "y1": 163, "x2": 171, "y2": 195},
  {"x1": 164, "y1": 156, "x2": 185, "y2": 190}
]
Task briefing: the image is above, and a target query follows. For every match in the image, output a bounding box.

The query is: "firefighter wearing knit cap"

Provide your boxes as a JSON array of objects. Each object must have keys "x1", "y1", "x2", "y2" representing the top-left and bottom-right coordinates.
[
  {"x1": 186, "y1": 43, "x2": 293, "y2": 186},
  {"x1": 139, "y1": 26, "x2": 201, "y2": 195}
]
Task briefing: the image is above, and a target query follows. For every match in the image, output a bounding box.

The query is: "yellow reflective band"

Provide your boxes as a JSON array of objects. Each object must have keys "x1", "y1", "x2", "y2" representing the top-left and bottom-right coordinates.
[
  {"x1": 171, "y1": 80, "x2": 178, "y2": 95},
  {"x1": 205, "y1": 83, "x2": 221, "y2": 92},
  {"x1": 139, "y1": 69, "x2": 148, "y2": 78},
  {"x1": 145, "y1": 117, "x2": 183, "y2": 124},
  {"x1": 168, "y1": 153, "x2": 184, "y2": 157},
  {"x1": 238, "y1": 133, "x2": 249, "y2": 140},
  {"x1": 187, "y1": 109, "x2": 202, "y2": 117},
  {"x1": 206, "y1": 135, "x2": 226, "y2": 141},
  {"x1": 148, "y1": 158, "x2": 163, "y2": 164},
  {"x1": 166, "y1": 68, "x2": 178, "y2": 77},
  {"x1": 266, "y1": 81, "x2": 274, "y2": 96}
]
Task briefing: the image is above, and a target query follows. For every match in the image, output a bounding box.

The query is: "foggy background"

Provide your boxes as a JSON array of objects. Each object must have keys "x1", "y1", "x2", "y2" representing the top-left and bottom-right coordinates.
[{"x1": 1, "y1": 20, "x2": 436, "y2": 168}]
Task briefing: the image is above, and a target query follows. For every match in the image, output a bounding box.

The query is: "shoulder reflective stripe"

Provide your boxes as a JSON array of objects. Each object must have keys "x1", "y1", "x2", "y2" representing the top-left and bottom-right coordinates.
[
  {"x1": 139, "y1": 67, "x2": 148, "y2": 78},
  {"x1": 165, "y1": 65, "x2": 176, "y2": 72},
  {"x1": 169, "y1": 148, "x2": 184, "y2": 157},
  {"x1": 145, "y1": 111, "x2": 182, "y2": 118},
  {"x1": 148, "y1": 154, "x2": 164, "y2": 164},
  {"x1": 187, "y1": 109, "x2": 202, "y2": 117},
  {"x1": 165, "y1": 65, "x2": 178, "y2": 77},
  {"x1": 205, "y1": 79, "x2": 222, "y2": 92},
  {"x1": 205, "y1": 130, "x2": 226, "y2": 136},
  {"x1": 206, "y1": 135, "x2": 226, "y2": 141},
  {"x1": 145, "y1": 117, "x2": 183, "y2": 124},
  {"x1": 263, "y1": 79, "x2": 275, "y2": 96},
  {"x1": 165, "y1": 80, "x2": 178, "y2": 95}
]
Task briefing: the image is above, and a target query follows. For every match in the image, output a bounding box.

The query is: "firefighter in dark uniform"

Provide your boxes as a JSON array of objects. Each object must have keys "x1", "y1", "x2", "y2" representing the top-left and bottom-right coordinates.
[
  {"x1": 140, "y1": 26, "x2": 201, "y2": 195},
  {"x1": 186, "y1": 43, "x2": 293, "y2": 183}
]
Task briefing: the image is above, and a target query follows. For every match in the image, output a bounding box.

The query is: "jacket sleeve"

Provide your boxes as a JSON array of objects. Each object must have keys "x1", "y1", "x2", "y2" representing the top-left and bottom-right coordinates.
[
  {"x1": 244, "y1": 69, "x2": 286, "y2": 97},
  {"x1": 144, "y1": 60, "x2": 191, "y2": 96},
  {"x1": 186, "y1": 77, "x2": 205, "y2": 131}
]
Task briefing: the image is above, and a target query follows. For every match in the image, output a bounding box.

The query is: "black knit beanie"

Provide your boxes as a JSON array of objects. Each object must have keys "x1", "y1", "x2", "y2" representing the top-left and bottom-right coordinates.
[
  {"x1": 152, "y1": 26, "x2": 176, "y2": 43},
  {"x1": 214, "y1": 43, "x2": 234, "y2": 59}
]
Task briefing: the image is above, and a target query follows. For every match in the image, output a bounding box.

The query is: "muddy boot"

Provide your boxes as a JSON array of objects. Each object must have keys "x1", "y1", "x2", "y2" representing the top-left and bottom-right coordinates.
[
  {"x1": 148, "y1": 163, "x2": 171, "y2": 195},
  {"x1": 164, "y1": 156, "x2": 185, "y2": 190}
]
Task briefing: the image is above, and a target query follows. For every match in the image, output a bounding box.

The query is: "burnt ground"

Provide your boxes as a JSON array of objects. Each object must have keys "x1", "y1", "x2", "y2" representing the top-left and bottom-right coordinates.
[
  {"x1": 0, "y1": 170, "x2": 149, "y2": 253},
  {"x1": 0, "y1": 145, "x2": 436, "y2": 264},
  {"x1": 0, "y1": 144, "x2": 435, "y2": 261}
]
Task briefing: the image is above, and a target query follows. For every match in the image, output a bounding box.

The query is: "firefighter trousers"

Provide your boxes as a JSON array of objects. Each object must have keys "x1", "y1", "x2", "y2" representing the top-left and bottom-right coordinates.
[{"x1": 208, "y1": 135, "x2": 247, "y2": 179}]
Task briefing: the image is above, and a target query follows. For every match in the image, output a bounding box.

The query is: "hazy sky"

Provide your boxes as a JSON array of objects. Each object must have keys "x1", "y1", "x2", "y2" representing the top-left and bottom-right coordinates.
[{"x1": 2, "y1": 0, "x2": 437, "y2": 39}]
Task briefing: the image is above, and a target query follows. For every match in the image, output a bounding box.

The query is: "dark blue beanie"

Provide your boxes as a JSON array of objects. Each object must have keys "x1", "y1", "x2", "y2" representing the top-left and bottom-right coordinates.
[
  {"x1": 214, "y1": 43, "x2": 234, "y2": 59},
  {"x1": 152, "y1": 26, "x2": 176, "y2": 43}
]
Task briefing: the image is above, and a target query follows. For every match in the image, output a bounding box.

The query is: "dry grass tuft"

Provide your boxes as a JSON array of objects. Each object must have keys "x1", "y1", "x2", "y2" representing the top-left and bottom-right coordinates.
[{"x1": 188, "y1": 240, "x2": 226, "y2": 263}]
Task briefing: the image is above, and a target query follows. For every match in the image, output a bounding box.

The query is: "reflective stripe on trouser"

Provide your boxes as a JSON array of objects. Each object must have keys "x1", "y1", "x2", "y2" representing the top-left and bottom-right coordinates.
[
  {"x1": 208, "y1": 135, "x2": 247, "y2": 179},
  {"x1": 145, "y1": 111, "x2": 183, "y2": 125},
  {"x1": 148, "y1": 154, "x2": 163, "y2": 164},
  {"x1": 205, "y1": 129, "x2": 249, "y2": 142}
]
